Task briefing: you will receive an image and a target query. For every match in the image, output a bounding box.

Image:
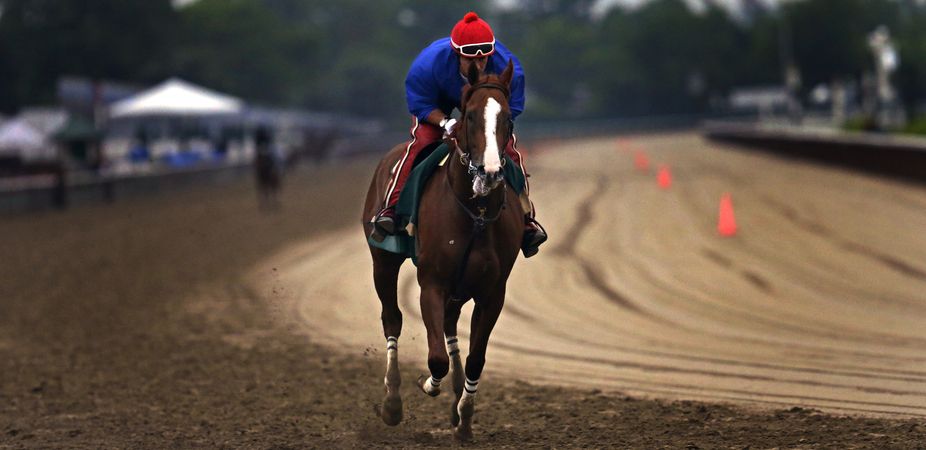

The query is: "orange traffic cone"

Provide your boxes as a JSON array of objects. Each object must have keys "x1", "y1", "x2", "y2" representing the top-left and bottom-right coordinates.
[
  {"x1": 717, "y1": 193, "x2": 737, "y2": 237},
  {"x1": 657, "y1": 165, "x2": 672, "y2": 189},
  {"x1": 634, "y1": 151, "x2": 650, "y2": 172}
]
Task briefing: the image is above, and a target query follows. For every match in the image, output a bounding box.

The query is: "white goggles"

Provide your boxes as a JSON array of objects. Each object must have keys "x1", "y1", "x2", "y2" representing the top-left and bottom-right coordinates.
[{"x1": 452, "y1": 39, "x2": 495, "y2": 57}]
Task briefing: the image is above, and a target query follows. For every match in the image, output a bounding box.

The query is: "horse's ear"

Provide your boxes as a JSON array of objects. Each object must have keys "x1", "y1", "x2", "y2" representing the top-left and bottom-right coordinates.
[
  {"x1": 466, "y1": 61, "x2": 481, "y2": 86},
  {"x1": 500, "y1": 59, "x2": 514, "y2": 87}
]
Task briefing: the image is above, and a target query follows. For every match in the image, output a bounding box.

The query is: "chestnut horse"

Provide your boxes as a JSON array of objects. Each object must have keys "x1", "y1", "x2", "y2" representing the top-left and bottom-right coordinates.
[{"x1": 361, "y1": 61, "x2": 523, "y2": 442}]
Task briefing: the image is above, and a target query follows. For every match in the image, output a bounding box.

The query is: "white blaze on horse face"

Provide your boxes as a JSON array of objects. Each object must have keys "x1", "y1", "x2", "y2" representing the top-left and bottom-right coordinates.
[{"x1": 482, "y1": 97, "x2": 502, "y2": 174}]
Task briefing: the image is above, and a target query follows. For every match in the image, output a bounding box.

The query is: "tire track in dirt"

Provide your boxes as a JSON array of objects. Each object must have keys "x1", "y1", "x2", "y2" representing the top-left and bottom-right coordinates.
[
  {"x1": 270, "y1": 133, "x2": 926, "y2": 418},
  {"x1": 530, "y1": 158, "x2": 926, "y2": 377},
  {"x1": 490, "y1": 341, "x2": 926, "y2": 409},
  {"x1": 629, "y1": 249, "x2": 926, "y2": 350},
  {"x1": 661, "y1": 159, "x2": 926, "y2": 348},
  {"x1": 389, "y1": 204, "x2": 926, "y2": 407},
  {"x1": 395, "y1": 267, "x2": 926, "y2": 383},
  {"x1": 521, "y1": 365, "x2": 926, "y2": 418},
  {"x1": 601, "y1": 203, "x2": 926, "y2": 360},
  {"x1": 759, "y1": 194, "x2": 926, "y2": 282},
  {"x1": 394, "y1": 269, "x2": 926, "y2": 413},
  {"x1": 550, "y1": 176, "x2": 655, "y2": 318}
]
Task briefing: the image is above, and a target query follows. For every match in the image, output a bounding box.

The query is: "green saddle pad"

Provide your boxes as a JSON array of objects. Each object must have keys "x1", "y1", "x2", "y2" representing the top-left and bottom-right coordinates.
[{"x1": 368, "y1": 142, "x2": 525, "y2": 263}]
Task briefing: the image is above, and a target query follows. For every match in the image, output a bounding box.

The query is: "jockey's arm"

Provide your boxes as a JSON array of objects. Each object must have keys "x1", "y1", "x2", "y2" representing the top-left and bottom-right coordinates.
[{"x1": 424, "y1": 109, "x2": 447, "y2": 127}]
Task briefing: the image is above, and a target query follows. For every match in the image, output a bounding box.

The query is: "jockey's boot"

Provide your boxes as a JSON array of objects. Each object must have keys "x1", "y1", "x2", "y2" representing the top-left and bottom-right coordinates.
[
  {"x1": 370, "y1": 206, "x2": 397, "y2": 243},
  {"x1": 521, "y1": 216, "x2": 548, "y2": 258}
]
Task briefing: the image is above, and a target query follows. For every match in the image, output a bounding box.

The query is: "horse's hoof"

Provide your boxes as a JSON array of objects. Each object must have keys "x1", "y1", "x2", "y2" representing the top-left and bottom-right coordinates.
[
  {"x1": 453, "y1": 426, "x2": 473, "y2": 442},
  {"x1": 380, "y1": 391, "x2": 403, "y2": 426},
  {"x1": 417, "y1": 375, "x2": 440, "y2": 397}
]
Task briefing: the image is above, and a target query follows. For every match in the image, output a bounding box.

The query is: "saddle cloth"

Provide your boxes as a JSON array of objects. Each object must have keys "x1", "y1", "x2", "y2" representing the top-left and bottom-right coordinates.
[{"x1": 368, "y1": 142, "x2": 525, "y2": 263}]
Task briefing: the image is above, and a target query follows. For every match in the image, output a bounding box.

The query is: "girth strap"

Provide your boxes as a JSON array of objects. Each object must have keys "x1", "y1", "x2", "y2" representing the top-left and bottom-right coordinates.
[{"x1": 445, "y1": 170, "x2": 508, "y2": 303}]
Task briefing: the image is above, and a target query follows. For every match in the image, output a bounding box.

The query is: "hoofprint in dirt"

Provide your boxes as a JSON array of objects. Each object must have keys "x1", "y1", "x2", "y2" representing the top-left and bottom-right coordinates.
[{"x1": 0, "y1": 135, "x2": 922, "y2": 448}]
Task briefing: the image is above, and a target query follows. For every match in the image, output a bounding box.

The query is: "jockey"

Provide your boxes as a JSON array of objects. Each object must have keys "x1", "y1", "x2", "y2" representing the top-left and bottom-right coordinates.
[{"x1": 373, "y1": 11, "x2": 547, "y2": 258}]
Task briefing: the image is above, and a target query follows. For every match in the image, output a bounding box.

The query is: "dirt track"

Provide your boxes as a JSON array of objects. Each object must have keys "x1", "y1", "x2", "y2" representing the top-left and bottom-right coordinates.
[
  {"x1": 2, "y1": 132, "x2": 926, "y2": 448},
  {"x1": 273, "y1": 132, "x2": 926, "y2": 417}
]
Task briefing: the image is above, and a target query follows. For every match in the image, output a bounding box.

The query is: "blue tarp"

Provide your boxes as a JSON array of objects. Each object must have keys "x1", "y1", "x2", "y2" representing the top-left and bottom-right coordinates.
[{"x1": 162, "y1": 151, "x2": 204, "y2": 168}]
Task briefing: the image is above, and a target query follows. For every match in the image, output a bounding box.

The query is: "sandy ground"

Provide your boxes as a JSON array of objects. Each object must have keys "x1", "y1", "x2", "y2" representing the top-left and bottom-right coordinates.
[{"x1": 2, "y1": 132, "x2": 926, "y2": 448}]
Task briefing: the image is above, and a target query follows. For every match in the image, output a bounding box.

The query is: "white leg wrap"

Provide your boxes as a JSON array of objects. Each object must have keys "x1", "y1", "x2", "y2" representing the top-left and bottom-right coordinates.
[
  {"x1": 457, "y1": 378, "x2": 477, "y2": 421},
  {"x1": 384, "y1": 337, "x2": 398, "y2": 386},
  {"x1": 462, "y1": 377, "x2": 478, "y2": 399},
  {"x1": 446, "y1": 335, "x2": 460, "y2": 357},
  {"x1": 423, "y1": 375, "x2": 442, "y2": 395}
]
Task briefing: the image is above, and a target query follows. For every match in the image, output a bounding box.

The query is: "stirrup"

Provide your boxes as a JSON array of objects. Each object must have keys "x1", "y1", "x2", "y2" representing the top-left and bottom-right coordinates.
[
  {"x1": 370, "y1": 207, "x2": 396, "y2": 243},
  {"x1": 522, "y1": 217, "x2": 547, "y2": 258}
]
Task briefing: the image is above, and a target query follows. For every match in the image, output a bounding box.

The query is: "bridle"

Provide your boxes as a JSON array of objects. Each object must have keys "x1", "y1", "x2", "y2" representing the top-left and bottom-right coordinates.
[
  {"x1": 453, "y1": 81, "x2": 514, "y2": 174},
  {"x1": 445, "y1": 79, "x2": 515, "y2": 303}
]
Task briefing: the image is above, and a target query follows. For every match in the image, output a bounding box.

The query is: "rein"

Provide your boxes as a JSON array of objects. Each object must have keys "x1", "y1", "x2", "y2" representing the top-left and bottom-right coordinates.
[
  {"x1": 445, "y1": 169, "x2": 508, "y2": 228},
  {"x1": 445, "y1": 77, "x2": 513, "y2": 304},
  {"x1": 444, "y1": 77, "x2": 514, "y2": 302},
  {"x1": 445, "y1": 168, "x2": 508, "y2": 303}
]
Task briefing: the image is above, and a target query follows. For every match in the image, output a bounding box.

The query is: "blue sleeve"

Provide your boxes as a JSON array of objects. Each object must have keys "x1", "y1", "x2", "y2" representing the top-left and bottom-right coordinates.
[
  {"x1": 508, "y1": 56, "x2": 526, "y2": 120},
  {"x1": 405, "y1": 52, "x2": 439, "y2": 122}
]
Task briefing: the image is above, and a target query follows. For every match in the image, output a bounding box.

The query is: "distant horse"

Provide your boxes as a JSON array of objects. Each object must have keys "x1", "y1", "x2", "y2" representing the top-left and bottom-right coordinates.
[
  {"x1": 362, "y1": 61, "x2": 523, "y2": 441},
  {"x1": 254, "y1": 126, "x2": 281, "y2": 210}
]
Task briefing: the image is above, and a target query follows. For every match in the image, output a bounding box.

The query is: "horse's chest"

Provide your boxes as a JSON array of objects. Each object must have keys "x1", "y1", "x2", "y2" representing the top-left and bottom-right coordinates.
[
  {"x1": 418, "y1": 245, "x2": 501, "y2": 283},
  {"x1": 463, "y1": 251, "x2": 501, "y2": 279}
]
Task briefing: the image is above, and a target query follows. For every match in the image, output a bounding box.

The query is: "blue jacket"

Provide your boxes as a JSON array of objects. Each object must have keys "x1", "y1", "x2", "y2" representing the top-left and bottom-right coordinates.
[{"x1": 405, "y1": 37, "x2": 525, "y2": 122}]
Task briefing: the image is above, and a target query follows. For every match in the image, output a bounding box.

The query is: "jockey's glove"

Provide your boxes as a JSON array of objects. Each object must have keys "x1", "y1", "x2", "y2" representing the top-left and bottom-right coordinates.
[{"x1": 441, "y1": 118, "x2": 458, "y2": 137}]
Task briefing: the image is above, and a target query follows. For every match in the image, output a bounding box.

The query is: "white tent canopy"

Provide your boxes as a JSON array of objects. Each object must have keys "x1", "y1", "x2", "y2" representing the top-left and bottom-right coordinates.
[
  {"x1": 109, "y1": 78, "x2": 244, "y2": 118},
  {"x1": 0, "y1": 119, "x2": 55, "y2": 160},
  {"x1": 18, "y1": 107, "x2": 68, "y2": 136}
]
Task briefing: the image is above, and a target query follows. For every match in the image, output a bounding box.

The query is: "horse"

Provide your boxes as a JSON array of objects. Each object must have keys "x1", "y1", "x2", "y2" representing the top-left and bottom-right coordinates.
[
  {"x1": 361, "y1": 60, "x2": 523, "y2": 442},
  {"x1": 254, "y1": 126, "x2": 282, "y2": 210}
]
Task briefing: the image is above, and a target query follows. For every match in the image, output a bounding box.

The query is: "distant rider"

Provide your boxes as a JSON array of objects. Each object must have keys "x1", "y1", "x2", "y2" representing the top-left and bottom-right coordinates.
[{"x1": 372, "y1": 11, "x2": 547, "y2": 257}]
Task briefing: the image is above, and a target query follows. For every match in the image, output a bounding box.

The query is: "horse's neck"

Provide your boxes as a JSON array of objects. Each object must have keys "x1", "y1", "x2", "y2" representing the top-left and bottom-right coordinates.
[{"x1": 446, "y1": 155, "x2": 470, "y2": 198}]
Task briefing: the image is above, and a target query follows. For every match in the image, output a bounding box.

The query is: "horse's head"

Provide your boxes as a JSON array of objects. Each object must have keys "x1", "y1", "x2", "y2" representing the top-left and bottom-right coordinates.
[{"x1": 453, "y1": 59, "x2": 515, "y2": 197}]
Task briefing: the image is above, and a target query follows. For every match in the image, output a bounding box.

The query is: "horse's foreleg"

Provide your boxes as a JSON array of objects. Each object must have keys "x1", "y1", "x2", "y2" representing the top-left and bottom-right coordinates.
[
  {"x1": 373, "y1": 252, "x2": 404, "y2": 426},
  {"x1": 444, "y1": 301, "x2": 465, "y2": 426},
  {"x1": 380, "y1": 336, "x2": 402, "y2": 426},
  {"x1": 455, "y1": 291, "x2": 504, "y2": 442},
  {"x1": 416, "y1": 286, "x2": 449, "y2": 397}
]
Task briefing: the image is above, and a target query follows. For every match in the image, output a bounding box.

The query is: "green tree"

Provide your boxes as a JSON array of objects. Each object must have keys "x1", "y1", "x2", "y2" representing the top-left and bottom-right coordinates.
[
  {"x1": 258, "y1": 0, "x2": 485, "y2": 122},
  {"x1": 1, "y1": 0, "x2": 925, "y2": 123},
  {"x1": 589, "y1": 0, "x2": 746, "y2": 117},
  {"x1": 0, "y1": 0, "x2": 178, "y2": 113},
  {"x1": 783, "y1": 0, "x2": 900, "y2": 94},
  {"x1": 172, "y1": 0, "x2": 319, "y2": 107},
  {"x1": 895, "y1": 0, "x2": 926, "y2": 117}
]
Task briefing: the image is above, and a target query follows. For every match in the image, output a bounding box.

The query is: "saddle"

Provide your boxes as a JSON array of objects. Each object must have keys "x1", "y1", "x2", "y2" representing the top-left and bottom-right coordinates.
[{"x1": 367, "y1": 142, "x2": 525, "y2": 264}]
